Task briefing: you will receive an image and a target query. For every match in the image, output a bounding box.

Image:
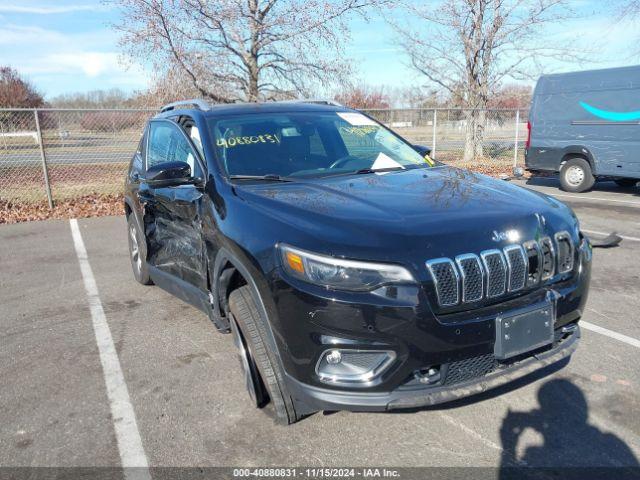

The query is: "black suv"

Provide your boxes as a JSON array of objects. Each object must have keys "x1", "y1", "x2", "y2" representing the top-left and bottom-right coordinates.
[{"x1": 125, "y1": 99, "x2": 591, "y2": 424}]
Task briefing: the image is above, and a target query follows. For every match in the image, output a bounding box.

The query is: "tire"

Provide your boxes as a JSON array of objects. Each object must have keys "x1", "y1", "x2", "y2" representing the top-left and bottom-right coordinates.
[
  {"x1": 127, "y1": 215, "x2": 152, "y2": 285},
  {"x1": 614, "y1": 178, "x2": 638, "y2": 188},
  {"x1": 228, "y1": 285, "x2": 305, "y2": 424},
  {"x1": 559, "y1": 158, "x2": 595, "y2": 193}
]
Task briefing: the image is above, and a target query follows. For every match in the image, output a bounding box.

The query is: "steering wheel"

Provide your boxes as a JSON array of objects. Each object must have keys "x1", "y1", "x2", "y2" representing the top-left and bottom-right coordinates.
[{"x1": 328, "y1": 155, "x2": 362, "y2": 170}]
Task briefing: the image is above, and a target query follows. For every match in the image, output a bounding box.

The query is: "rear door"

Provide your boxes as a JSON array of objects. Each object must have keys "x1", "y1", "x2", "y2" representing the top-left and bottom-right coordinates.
[{"x1": 141, "y1": 119, "x2": 208, "y2": 291}]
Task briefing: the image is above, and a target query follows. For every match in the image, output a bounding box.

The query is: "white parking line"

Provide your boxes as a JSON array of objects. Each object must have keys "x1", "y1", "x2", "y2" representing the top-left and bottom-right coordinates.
[
  {"x1": 581, "y1": 319, "x2": 640, "y2": 349},
  {"x1": 549, "y1": 192, "x2": 640, "y2": 207},
  {"x1": 582, "y1": 228, "x2": 640, "y2": 243},
  {"x1": 69, "y1": 219, "x2": 151, "y2": 480}
]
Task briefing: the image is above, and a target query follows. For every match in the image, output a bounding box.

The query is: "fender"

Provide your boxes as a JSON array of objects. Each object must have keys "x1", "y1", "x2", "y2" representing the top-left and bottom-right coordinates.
[
  {"x1": 210, "y1": 245, "x2": 303, "y2": 405},
  {"x1": 559, "y1": 145, "x2": 597, "y2": 172},
  {"x1": 211, "y1": 243, "x2": 273, "y2": 326}
]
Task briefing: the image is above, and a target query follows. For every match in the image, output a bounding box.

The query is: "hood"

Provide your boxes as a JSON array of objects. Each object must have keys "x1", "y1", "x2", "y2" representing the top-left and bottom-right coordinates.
[{"x1": 233, "y1": 167, "x2": 577, "y2": 262}]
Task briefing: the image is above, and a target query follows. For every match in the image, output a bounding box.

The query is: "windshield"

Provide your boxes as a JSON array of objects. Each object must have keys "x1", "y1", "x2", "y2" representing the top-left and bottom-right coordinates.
[{"x1": 208, "y1": 111, "x2": 434, "y2": 179}]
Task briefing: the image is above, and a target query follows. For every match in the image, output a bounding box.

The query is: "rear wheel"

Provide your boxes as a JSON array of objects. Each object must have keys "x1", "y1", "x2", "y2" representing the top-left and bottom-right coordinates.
[
  {"x1": 614, "y1": 178, "x2": 638, "y2": 188},
  {"x1": 228, "y1": 285, "x2": 305, "y2": 424},
  {"x1": 127, "y1": 215, "x2": 152, "y2": 285},
  {"x1": 559, "y1": 158, "x2": 595, "y2": 193}
]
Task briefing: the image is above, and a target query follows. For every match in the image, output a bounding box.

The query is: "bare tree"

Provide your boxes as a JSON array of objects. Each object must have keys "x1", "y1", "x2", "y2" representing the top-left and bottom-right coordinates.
[
  {"x1": 0, "y1": 66, "x2": 45, "y2": 108},
  {"x1": 49, "y1": 88, "x2": 137, "y2": 108},
  {"x1": 488, "y1": 84, "x2": 532, "y2": 109},
  {"x1": 619, "y1": 1, "x2": 640, "y2": 53},
  {"x1": 112, "y1": 0, "x2": 380, "y2": 103},
  {"x1": 390, "y1": 0, "x2": 573, "y2": 162},
  {"x1": 335, "y1": 84, "x2": 391, "y2": 108}
]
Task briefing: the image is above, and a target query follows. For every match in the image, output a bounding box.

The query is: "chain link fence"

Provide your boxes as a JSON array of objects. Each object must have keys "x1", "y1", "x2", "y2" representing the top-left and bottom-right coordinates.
[
  {"x1": 362, "y1": 108, "x2": 528, "y2": 175},
  {"x1": 0, "y1": 108, "x2": 153, "y2": 207},
  {"x1": 0, "y1": 107, "x2": 527, "y2": 212}
]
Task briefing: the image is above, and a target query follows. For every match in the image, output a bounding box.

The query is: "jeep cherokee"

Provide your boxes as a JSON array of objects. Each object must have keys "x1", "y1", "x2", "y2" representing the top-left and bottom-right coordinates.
[{"x1": 124, "y1": 99, "x2": 591, "y2": 424}]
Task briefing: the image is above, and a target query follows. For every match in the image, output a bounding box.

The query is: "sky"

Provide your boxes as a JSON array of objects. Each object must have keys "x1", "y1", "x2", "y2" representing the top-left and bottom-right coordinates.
[{"x1": 0, "y1": 0, "x2": 638, "y2": 99}]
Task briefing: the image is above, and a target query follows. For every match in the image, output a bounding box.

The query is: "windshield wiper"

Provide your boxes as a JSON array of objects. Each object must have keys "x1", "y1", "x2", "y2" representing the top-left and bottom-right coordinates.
[
  {"x1": 228, "y1": 174, "x2": 294, "y2": 182},
  {"x1": 353, "y1": 166, "x2": 406, "y2": 175},
  {"x1": 320, "y1": 166, "x2": 407, "y2": 179}
]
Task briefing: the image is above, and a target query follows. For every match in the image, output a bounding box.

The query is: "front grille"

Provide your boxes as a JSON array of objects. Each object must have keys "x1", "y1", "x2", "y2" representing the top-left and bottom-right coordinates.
[
  {"x1": 481, "y1": 249, "x2": 507, "y2": 298},
  {"x1": 425, "y1": 231, "x2": 572, "y2": 308},
  {"x1": 455, "y1": 254, "x2": 484, "y2": 302},
  {"x1": 426, "y1": 259, "x2": 459, "y2": 306},
  {"x1": 555, "y1": 232, "x2": 574, "y2": 274},
  {"x1": 443, "y1": 354, "x2": 497, "y2": 385},
  {"x1": 504, "y1": 245, "x2": 527, "y2": 292}
]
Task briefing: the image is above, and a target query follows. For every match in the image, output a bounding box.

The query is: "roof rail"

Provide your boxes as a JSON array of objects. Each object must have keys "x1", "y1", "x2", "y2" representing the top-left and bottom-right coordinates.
[
  {"x1": 160, "y1": 99, "x2": 212, "y2": 113},
  {"x1": 281, "y1": 99, "x2": 344, "y2": 107}
]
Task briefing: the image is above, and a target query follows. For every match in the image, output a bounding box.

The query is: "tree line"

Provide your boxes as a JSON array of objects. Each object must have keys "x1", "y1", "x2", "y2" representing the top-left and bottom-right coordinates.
[{"x1": 3, "y1": 1, "x2": 640, "y2": 160}]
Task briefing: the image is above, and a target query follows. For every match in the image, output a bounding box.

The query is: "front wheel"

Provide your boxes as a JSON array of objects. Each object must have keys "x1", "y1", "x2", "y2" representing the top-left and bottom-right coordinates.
[
  {"x1": 614, "y1": 178, "x2": 638, "y2": 188},
  {"x1": 559, "y1": 158, "x2": 595, "y2": 193},
  {"x1": 228, "y1": 285, "x2": 305, "y2": 424}
]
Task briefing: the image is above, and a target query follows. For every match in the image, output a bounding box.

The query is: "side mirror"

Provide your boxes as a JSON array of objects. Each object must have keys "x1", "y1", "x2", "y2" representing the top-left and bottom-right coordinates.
[{"x1": 146, "y1": 161, "x2": 194, "y2": 187}]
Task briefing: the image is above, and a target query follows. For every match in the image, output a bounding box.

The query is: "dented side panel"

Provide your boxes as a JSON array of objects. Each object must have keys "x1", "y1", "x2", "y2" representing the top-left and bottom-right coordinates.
[{"x1": 144, "y1": 184, "x2": 208, "y2": 291}]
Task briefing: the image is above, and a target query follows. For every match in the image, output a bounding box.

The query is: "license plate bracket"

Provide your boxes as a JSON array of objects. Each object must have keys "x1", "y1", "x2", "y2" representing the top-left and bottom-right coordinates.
[{"x1": 494, "y1": 303, "x2": 555, "y2": 360}]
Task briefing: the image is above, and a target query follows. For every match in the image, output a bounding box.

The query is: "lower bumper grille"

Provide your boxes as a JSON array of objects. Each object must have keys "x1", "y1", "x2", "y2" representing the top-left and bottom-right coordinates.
[{"x1": 443, "y1": 354, "x2": 497, "y2": 386}]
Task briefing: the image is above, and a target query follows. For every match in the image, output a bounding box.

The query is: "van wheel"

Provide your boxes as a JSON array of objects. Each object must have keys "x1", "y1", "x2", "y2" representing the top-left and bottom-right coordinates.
[
  {"x1": 560, "y1": 158, "x2": 595, "y2": 193},
  {"x1": 127, "y1": 215, "x2": 152, "y2": 285},
  {"x1": 614, "y1": 178, "x2": 638, "y2": 188},
  {"x1": 228, "y1": 285, "x2": 305, "y2": 424}
]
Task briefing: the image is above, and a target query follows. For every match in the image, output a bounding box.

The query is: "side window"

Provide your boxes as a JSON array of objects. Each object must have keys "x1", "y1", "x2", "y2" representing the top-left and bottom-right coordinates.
[{"x1": 147, "y1": 122, "x2": 203, "y2": 178}]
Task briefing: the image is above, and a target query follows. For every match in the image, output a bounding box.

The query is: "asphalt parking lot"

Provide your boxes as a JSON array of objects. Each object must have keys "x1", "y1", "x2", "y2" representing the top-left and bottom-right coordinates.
[{"x1": 1, "y1": 176, "x2": 640, "y2": 477}]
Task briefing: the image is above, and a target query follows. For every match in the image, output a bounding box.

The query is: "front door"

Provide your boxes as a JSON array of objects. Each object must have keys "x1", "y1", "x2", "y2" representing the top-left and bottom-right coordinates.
[{"x1": 141, "y1": 119, "x2": 208, "y2": 291}]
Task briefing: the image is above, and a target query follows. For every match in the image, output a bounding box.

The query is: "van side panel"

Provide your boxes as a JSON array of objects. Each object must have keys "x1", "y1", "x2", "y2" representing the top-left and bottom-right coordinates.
[{"x1": 527, "y1": 65, "x2": 640, "y2": 178}]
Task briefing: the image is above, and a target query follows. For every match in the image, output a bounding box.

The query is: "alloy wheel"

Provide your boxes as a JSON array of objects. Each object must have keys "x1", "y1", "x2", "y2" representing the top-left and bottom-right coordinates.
[
  {"x1": 129, "y1": 224, "x2": 142, "y2": 273},
  {"x1": 230, "y1": 316, "x2": 260, "y2": 406}
]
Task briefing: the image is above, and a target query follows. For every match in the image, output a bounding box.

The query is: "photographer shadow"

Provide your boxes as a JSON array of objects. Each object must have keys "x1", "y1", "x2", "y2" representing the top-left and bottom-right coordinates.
[{"x1": 499, "y1": 378, "x2": 639, "y2": 478}]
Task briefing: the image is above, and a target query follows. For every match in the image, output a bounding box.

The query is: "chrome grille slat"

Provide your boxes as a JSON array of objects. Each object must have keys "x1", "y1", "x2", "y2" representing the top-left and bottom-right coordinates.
[
  {"x1": 555, "y1": 231, "x2": 574, "y2": 274},
  {"x1": 523, "y1": 240, "x2": 542, "y2": 287},
  {"x1": 480, "y1": 249, "x2": 507, "y2": 298},
  {"x1": 426, "y1": 258, "x2": 460, "y2": 306},
  {"x1": 455, "y1": 254, "x2": 484, "y2": 303},
  {"x1": 540, "y1": 237, "x2": 555, "y2": 280},
  {"x1": 504, "y1": 245, "x2": 527, "y2": 292}
]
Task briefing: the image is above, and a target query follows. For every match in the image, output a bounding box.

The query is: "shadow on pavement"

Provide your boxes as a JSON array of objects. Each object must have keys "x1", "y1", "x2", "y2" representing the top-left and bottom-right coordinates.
[{"x1": 498, "y1": 378, "x2": 639, "y2": 476}]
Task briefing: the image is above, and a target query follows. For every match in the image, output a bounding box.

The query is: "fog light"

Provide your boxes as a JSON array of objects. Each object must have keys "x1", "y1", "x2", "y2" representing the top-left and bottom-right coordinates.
[
  {"x1": 326, "y1": 350, "x2": 342, "y2": 365},
  {"x1": 315, "y1": 349, "x2": 396, "y2": 386}
]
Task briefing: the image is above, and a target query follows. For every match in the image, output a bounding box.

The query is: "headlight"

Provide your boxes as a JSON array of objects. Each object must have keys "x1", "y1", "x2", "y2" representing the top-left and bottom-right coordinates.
[{"x1": 278, "y1": 244, "x2": 416, "y2": 291}]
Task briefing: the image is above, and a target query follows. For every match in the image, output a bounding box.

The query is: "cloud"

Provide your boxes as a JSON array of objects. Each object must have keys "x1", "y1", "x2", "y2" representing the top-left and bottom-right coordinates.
[
  {"x1": 0, "y1": 24, "x2": 149, "y2": 94},
  {"x1": 0, "y1": 25, "x2": 69, "y2": 45},
  {"x1": 0, "y1": 4, "x2": 104, "y2": 14},
  {"x1": 18, "y1": 51, "x2": 149, "y2": 88}
]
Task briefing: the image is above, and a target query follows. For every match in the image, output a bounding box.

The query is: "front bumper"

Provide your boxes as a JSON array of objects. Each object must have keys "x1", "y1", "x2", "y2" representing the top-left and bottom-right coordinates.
[
  {"x1": 285, "y1": 326, "x2": 579, "y2": 413},
  {"x1": 267, "y1": 236, "x2": 590, "y2": 414}
]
